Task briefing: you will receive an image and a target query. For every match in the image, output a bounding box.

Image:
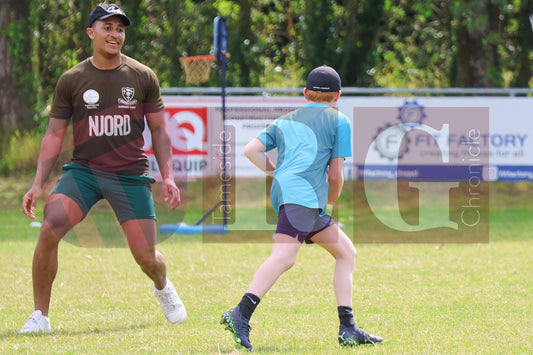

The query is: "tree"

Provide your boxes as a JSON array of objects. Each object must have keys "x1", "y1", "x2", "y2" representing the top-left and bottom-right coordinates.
[
  {"x1": 0, "y1": 0, "x2": 32, "y2": 129},
  {"x1": 1, "y1": 0, "x2": 533, "y2": 140},
  {"x1": 337, "y1": 0, "x2": 385, "y2": 86},
  {"x1": 373, "y1": 0, "x2": 455, "y2": 87},
  {"x1": 231, "y1": 0, "x2": 254, "y2": 86},
  {"x1": 513, "y1": 0, "x2": 533, "y2": 87},
  {"x1": 454, "y1": 0, "x2": 492, "y2": 87}
]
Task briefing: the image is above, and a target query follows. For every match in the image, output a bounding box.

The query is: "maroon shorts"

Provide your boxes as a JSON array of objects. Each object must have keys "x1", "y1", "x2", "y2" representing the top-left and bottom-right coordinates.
[{"x1": 276, "y1": 204, "x2": 335, "y2": 244}]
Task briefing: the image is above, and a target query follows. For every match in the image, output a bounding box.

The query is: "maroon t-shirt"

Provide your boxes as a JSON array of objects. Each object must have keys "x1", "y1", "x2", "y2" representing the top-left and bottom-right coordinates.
[{"x1": 50, "y1": 55, "x2": 164, "y2": 175}]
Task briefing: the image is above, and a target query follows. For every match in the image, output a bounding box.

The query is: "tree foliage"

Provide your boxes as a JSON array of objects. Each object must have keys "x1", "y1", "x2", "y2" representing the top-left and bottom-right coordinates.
[{"x1": 0, "y1": 0, "x2": 532, "y2": 132}]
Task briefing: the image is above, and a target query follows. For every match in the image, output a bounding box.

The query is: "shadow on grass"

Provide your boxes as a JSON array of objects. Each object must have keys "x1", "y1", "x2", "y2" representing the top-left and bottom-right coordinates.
[
  {"x1": 0, "y1": 322, "x2": 153, "y2": 340},
  {"x1": 214, "y1": 345, "x2": 298, "y2": 354}
]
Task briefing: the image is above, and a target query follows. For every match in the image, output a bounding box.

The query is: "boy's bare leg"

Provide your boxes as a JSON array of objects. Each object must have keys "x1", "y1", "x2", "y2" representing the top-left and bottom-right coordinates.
[
  {"x1": 310, "y1": 224, "x2": 356, "y2": 307},
  {"x1": 246, "y1": 233, "x2": 302, "y2": 299},
  {"x1": 221, "y1": 233, "x2": 301, "y2": 351},
  {"x1": 311, "y1": 224, "x2": 383, "y2": 345}
]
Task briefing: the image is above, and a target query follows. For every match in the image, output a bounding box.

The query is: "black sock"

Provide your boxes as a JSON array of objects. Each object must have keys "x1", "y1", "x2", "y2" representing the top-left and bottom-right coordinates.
[
  {"x1": 238, "y1": 293, "x2": 260, "y2": 321},
  {"x1": 338, "y1": 306, "x2": 355, "y2": 327}
]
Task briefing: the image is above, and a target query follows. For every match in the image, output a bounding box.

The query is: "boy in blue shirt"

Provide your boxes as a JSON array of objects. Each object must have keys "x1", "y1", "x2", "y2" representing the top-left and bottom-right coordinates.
[{"x1": 220, "y1": 65, "x2": 383, "y2": 350}]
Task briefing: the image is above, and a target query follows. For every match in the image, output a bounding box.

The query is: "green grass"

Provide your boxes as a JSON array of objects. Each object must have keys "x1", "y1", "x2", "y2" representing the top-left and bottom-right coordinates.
[{"x1": 0, "y1": 179, "x2": 532, "y2": 354}]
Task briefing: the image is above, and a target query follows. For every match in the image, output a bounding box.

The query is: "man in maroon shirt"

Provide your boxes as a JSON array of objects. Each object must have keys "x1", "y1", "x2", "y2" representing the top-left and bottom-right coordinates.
[{"x1": 20, "y1": 4, "x2": 186, "y2": 333}]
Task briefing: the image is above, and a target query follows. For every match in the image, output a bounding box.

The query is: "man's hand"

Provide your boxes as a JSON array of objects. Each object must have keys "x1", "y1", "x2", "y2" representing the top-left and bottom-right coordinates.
[
  {"x1": 22, "y1": 185, "x2": 42, "y2": 219},
  {"x1": 161, "y1": 178, "x2": 181, "y2": 211},
  {"x1": 21, "y1": 117, "x2": 68, "y2": 219}
]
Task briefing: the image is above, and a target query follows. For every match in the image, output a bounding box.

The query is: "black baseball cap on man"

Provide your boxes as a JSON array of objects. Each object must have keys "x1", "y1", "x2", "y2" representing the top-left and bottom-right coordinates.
[
  {"x1": 305, "y1": 65, "x2": 341, "y2": 92},
  {"x1": 89, "y1": 3, "x2": 131, "y2": 27}
]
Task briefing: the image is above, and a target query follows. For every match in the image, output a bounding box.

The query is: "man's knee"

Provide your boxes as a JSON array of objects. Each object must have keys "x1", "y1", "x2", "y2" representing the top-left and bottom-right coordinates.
[
  {"x1": 36, "y1": 224, "x2": 62, "y2": 252},
  {"x1": 131, "y1": 248, "x2": 158, "y2": 269},
  {"x1": 40, "y1": 215, "x2": 71, "y2": 241},
  {"x1": 42, "y1": 195, "x2": 83, "y2": 238}
]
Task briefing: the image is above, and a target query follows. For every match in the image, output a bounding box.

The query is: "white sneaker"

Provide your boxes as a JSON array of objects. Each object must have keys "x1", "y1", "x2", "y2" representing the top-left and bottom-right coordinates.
[
  {"x1": 154, "y1": 279, "x2": 187, "y2": 324},
  {"x1": 19, "y1": 310, "x2": 51, "y2": 334}
]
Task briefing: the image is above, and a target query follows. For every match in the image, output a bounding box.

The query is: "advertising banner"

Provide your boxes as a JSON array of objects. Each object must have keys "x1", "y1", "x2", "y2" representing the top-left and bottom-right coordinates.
[
  {"x1": 141, "y1": 95, "x2": 532, "y2": 243},
  {"x1": 338, "y1": 97, "x2": 532, "y2": 181},
  {"x1": 145, "y1": 96, "x2": 533, "y2": 181}
]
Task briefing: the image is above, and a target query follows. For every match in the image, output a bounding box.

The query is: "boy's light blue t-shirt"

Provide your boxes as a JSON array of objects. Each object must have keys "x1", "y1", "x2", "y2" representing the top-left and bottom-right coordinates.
[{"x1": 257, "y1": 103, "x2": 352, "y2": 216}]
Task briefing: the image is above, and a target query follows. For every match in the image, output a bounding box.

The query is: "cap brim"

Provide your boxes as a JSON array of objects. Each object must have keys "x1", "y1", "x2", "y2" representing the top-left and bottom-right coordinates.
[{"x1": 95, "y1": 14, "x2": 130, "y2": 26}]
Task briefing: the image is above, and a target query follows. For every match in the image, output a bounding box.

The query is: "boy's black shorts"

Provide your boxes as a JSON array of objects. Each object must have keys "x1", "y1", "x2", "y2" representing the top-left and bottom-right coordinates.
[{"x1": 276, "y1": 204, "x2": 334, "y2": 244}]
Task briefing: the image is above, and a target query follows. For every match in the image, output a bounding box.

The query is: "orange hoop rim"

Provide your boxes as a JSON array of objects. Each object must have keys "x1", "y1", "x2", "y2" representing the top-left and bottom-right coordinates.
[{"x1": 179, "y1": 55, "x2": 216, "y2": 62}]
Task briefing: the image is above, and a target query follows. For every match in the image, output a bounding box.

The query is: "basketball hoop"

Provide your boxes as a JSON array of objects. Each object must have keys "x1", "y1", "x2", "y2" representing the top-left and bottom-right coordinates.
[{"x1": 179, "y1": 55, "x2": 216, "y2": 85}]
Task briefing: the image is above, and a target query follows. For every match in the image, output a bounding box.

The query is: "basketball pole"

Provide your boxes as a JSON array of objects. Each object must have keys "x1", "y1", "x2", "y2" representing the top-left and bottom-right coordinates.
[
  {"x1": 213, "y1": 15, "x2": 229, "y2": 229},
  {"x1": 188, "y1": 16, "x2": 228, "y2": 228},
  {"x1": 194, "y1": 15, "x2": 228, "y2": 228},
  {"x1": 179, "y1": 51, "x2": 227, "y2": 229},
  {"x1": 158, "y1": 16, "x2": 229, "y2": 236},
  {"x1": 220, "y1": 47, "x2": 228, "y2": 228}
]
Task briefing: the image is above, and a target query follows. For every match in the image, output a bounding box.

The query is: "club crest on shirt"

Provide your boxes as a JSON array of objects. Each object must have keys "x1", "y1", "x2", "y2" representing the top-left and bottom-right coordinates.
[{"x1": 118, "y1": 87, "x2": 137, "y2": 107}]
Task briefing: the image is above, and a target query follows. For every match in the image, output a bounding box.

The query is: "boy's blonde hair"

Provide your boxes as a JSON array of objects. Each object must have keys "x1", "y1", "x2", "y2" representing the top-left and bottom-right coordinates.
[{"x1": 305, "y1": 89, "x2": 338, "y2": 103}]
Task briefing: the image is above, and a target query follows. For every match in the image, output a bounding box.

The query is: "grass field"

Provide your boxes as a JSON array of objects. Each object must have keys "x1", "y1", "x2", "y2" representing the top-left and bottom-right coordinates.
[{"x1": 0, "y1": 178, "x2": 531, "y2": 354}]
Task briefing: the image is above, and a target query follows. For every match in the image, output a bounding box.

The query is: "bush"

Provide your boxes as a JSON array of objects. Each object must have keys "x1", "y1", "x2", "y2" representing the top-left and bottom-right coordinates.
[{"x1": 0, "y1": 130, "x2": 41, "y2": 176}]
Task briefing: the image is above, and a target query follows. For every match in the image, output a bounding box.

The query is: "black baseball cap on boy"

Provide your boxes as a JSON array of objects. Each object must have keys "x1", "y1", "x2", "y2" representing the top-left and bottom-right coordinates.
[
  {"x1": 89, "y1": 3, "x2": 131, "y2": 27},
  {"x1": 305, "y1": 65, "x2": 341, "y2": 92}
]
